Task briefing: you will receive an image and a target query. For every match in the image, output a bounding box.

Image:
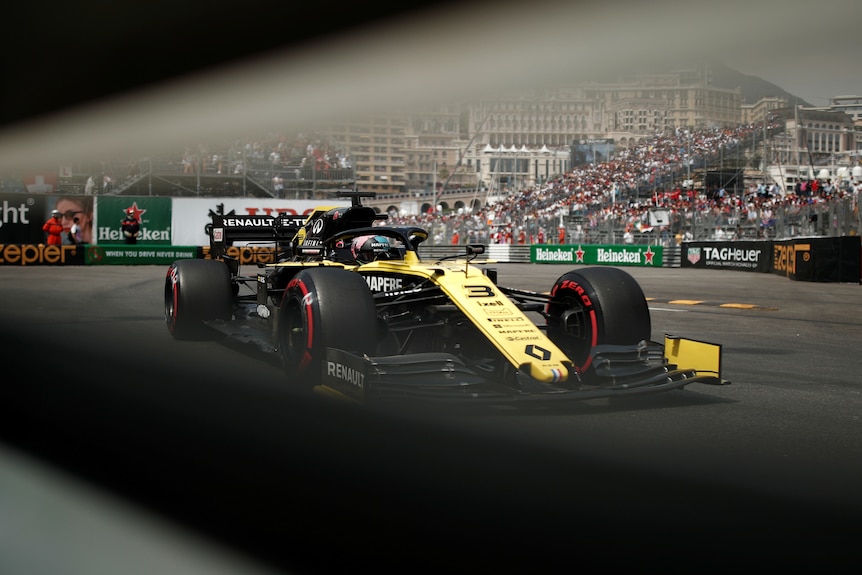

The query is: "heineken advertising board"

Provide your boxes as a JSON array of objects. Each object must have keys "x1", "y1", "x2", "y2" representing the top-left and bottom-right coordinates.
[
  {"x1": 95, "y1": 196, "x2": 173, "y2": 244},
  {"x1": 531, "y1": 244, "x2": 662, "y2": 266}
]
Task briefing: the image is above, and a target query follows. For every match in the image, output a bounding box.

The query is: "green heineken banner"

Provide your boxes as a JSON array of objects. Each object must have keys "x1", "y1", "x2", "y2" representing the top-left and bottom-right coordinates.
[
  {"x1": 85, "y1": 245, "x2": 200, "y2": 265},
  {"x1": 95, "y1": 196, "x2": 173, "y2": 244},
  {"x1": 531, "y1": 244, "x2": 663, "y2": 266}
]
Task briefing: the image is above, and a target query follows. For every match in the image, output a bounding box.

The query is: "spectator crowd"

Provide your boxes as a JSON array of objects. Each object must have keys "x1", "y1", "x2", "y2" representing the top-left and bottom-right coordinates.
[
  {"x1": 381, "y1": 124, "x2": 862, "y2": 245},
  {"x1": 4, "y1": 124, "x2": 859, "y2": 246}
]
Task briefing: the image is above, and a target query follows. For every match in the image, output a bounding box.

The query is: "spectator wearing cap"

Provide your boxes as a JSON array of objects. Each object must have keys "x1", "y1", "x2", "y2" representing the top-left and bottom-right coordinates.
[{"x1": 121, "y1": 209, "x2": 140, "y2": 244}]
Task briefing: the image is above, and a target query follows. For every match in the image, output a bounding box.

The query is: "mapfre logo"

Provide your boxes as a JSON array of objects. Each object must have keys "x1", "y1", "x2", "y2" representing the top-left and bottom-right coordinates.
[{"x1": 364, "y1": 275, "x2": 403, "y2": 292}]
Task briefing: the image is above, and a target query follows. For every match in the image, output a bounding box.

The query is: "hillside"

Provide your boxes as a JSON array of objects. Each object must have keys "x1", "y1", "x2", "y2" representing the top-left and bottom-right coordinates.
[{"x1": 708, "y1": 60, "x2": 811, "y2": 107}]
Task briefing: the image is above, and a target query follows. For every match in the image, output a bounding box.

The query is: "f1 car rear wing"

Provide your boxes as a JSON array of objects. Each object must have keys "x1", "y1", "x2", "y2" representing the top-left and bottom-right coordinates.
[
  {"x1": 209, "y1": 212, "x2": 308, "y2": 260},
  {"x1": 209, "y1": 191, "x2": 396, "y2": 259}
]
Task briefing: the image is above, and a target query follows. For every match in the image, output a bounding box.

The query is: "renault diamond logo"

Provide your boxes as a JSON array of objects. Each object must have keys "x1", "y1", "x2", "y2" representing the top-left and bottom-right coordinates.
[{"x1": 525, "y1": 344, "x2": 551, "y2": 361}]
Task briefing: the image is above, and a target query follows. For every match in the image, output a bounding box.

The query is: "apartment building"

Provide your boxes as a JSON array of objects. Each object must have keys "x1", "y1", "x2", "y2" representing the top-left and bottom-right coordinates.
[
  {"x1": 742, "y1": 96, "x2": 789, "y2": 126},
  {"x1": 819, "y1": 96, "x2": 862, "y2": 123},
  {"x1": 323, "y1": 115, "x2": 410, "y2": 195},
  {"x1": 325, "y1": 65, "x2": 858, "y2": 197}
]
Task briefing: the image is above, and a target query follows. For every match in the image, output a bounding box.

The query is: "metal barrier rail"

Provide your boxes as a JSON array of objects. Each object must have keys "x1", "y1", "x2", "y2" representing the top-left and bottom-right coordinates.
[{"x1": 416, "y1": 245, "x2": 681, "y2": 266}]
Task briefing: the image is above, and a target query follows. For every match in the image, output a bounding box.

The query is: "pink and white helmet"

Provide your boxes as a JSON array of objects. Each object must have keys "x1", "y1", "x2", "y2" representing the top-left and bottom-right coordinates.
[{"x1": 351, "y1": 235, "x2": 391, "y2": 262}]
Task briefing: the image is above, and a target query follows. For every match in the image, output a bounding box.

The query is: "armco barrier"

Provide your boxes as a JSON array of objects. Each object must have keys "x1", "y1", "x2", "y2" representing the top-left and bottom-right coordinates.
[
  {"x1": 420, "y1": 244, "x2": 668, "y2": 266},
  {"x1": 429, "y1": 239, "x2": 859, "y2": 283},
  {"x1": 418, "y1": 244, "x2": 532, "y2": 262},
  {"x1": 6, "y1": 237, "x2": 858, "y2": 283}
]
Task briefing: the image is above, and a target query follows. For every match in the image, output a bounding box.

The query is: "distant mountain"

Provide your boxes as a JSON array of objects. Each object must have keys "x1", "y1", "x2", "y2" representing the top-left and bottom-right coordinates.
[
  {"x1": 708, "y1": 60, "x2": 812, "y2": 107},
  {"x1": 580, "y1": 60, "x2": 812, "y2": 108}
]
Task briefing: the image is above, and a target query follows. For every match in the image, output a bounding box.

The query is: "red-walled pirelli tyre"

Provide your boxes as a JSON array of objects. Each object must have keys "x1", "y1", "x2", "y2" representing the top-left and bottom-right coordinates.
[
  {"x1": 278, "y1": 267, "x2": 377, "y2": 388},
  {"x1": 165, "y1": 259, "x2": 232, "y2": 340},
  {"x1": 545, "y1": 266, "x2": 651, "y2": 372}
]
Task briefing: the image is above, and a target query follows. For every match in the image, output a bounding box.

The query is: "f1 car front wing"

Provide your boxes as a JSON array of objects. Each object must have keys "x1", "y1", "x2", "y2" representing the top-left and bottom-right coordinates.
[{"x1": 318, "y1": 336, "x2": 729, "y2": 405}]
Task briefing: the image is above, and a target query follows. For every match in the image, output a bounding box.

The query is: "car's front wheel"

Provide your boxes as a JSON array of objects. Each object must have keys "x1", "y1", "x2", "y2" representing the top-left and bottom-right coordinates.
[
  {"x1": 278, "y1": 267, "x2": 377, "y2": 388},
  {"x1": 545, "y1": 266, "x2": 651, "y2": 370}
]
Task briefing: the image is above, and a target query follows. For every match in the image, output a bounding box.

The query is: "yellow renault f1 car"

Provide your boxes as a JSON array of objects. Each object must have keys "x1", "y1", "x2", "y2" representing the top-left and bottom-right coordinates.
[{"x1": 165, "y1": 191, "x2": 728, "y2": 404}]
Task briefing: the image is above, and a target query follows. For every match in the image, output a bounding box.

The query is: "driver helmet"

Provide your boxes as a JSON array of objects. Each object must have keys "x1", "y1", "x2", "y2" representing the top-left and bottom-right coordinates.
[{"x1": 351, "y1": 234, "x2": 391, "y2": 263}]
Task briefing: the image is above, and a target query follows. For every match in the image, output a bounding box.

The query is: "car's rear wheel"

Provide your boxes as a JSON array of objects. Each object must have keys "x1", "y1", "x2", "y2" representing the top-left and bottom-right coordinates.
[
  {"x1": 278, "y1": 267, "x2": 377, "y2": 388},
  {"x1": 545, "y1": 266, "x2": 651, "y2": 370},
  {"x1": 165, "y1": 259, "x2": 232, "y2": 340}
]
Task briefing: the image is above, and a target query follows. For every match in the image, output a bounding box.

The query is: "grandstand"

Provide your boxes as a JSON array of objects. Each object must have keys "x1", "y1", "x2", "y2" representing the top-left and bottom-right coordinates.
[
  {"x1": 45, "y1": 121, "x2": 861, "y2": 245},
  {"x1": 57, "y1": 155, "x2": 355, "y2": 199}
]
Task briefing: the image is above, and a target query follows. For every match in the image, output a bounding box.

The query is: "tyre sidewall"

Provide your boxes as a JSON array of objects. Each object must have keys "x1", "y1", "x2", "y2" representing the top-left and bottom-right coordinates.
[
  {"x1": 278, "y1": 267, "x2": 376, "y2": 386},
  {"x1": 547, "y1": 266, "x2": 651, "y2": 368},
  {"x1": 165, "y1": 259, "x2": 232, "y2": 340}
]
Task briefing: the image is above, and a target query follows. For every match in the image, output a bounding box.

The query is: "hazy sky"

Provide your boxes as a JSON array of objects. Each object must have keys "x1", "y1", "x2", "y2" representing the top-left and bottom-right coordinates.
[
  {"x1": 0, "y1": 0, "x2": 858, "y2": 169},
  {"x1": 723, "y1": 31, "x2": 860, "y2": 106}
]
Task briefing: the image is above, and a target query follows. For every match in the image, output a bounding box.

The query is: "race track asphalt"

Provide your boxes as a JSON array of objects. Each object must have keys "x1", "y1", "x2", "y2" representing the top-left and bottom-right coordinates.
[{"x1": 1, "y1": 263, "x2": 861, "y2": 573}]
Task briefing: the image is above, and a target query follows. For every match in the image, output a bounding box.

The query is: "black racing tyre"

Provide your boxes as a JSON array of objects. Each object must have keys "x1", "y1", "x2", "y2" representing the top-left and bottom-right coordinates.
[
  {"x1": 278, "y1": 267, "x2": 377, "y2": 388},
  {"x1": 545, "y1": 266, "x2": 651, "y2": 370},
  {"x1": 165, "y1": 259, "x2": 232, "y2": 340}
]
